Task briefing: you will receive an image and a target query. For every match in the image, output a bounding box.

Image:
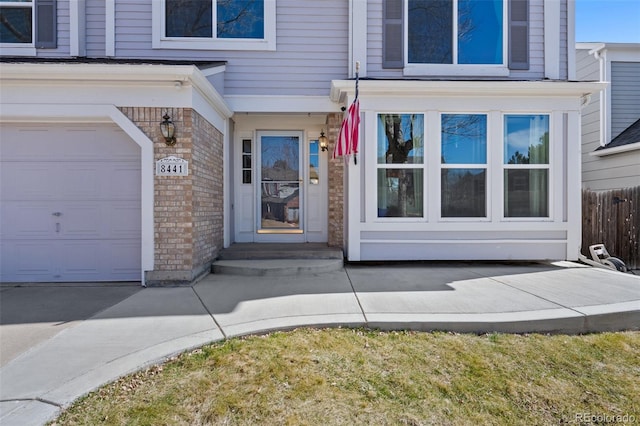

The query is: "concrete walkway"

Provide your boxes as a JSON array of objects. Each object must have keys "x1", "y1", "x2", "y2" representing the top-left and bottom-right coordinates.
[{"x1": 1, "y1": 261, "x2": 639, "y2": 425}]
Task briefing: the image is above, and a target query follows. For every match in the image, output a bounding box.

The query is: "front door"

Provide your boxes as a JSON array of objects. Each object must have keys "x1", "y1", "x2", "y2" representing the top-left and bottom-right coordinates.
[{"x1": 256, "y1": 131, "x2": 304, "y2": 241}]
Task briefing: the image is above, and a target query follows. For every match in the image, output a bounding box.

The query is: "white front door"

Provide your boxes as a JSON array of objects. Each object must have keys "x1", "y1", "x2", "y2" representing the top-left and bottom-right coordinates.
[
  {"x1": 256, "y1": 131, "x2": 304, "y2": 242},
  {"x1": 233, "y1": 127, "x2": 328, "y2": 243}
]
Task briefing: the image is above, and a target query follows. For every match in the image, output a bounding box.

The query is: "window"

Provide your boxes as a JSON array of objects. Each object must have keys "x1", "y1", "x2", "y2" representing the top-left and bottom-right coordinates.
[
  {"x1": 154, "y1": 0, "x2": 275, "y2": 51},
  {"x1": 441, "y1": 114, "x2": 487, "y2": 218},
  {"x1": 408, "y1": 0, "x2": 503, "y2": 65},
  {"x1": 503, "y1": 115, "x2": 549, "y2": 218},
  {"x1": 377, "y1": 114, "x2": 425, "y2": 217},
  {"x1": 309, "y1": 140, "x2": 319, "y2": 185},
  {"x1": 242, "y1": 138, "x2": 252, "y2": 184},
  {"x1": 0, "y1": 0, "x2": 33, "y2": 44},
  {"x1": 383, "y1": 0, "x2": 520, "y2": 76}
]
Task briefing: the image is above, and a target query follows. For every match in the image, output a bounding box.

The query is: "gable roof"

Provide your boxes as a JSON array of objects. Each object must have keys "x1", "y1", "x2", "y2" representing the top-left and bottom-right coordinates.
[{"x1": 596, "y1": 118, "x2": 640, "y2": 151}]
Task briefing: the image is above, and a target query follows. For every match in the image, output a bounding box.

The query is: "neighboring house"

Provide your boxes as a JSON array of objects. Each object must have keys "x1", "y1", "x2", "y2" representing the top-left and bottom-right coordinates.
[
  {"x1": 0, "y1": 0, "x2": 604, "y2": 285},
  {"x1": 576, "y1": 42, "x2": 640, "y2": 190}
]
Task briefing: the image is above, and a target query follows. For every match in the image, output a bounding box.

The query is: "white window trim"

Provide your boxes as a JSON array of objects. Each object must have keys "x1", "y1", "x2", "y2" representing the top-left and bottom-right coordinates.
[
  {"x1": 403, "y1": 0, "x2": 509, "y2": 77},
  {"x1": 501, "y1": 113, "x2": 553, "y2": 221},
  {"x1": 438, "y1": 112, "x2": 491, "y2": 222},
  {"x1": 0, "y1": 0, "x2": 36, "y2": 56},
  {"x1": 152, "y1": 0, "x2": 276, "y2": 51},
  {"x1": 375, "y1": 112, "x2": 427, "y2": 222}
]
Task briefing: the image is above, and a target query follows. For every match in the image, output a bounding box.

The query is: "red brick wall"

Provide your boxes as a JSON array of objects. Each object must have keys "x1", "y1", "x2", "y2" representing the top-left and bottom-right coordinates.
[{"x1": 119, "y1": 107, "x2": 223, "y2": 284}]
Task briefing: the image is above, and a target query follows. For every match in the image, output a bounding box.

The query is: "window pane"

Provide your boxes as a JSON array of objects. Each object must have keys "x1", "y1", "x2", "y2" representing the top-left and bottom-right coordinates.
[
  {"x1": 0, "y1": 7, "x2": 32, "y2": 43},
  {"x1": 309, "y1": 141, "x2": 319, "y2": 185},
  {"x1": 504, "y1": 169, "x2": 548, "y2": 217},
  {"x1": 378, "y1": 114, "x2": 424, "y2": 164},
  {"x1": 441, "y1": 169, "x2": 486, "y2": 217},
  {"x1": 458, "y1": 0, "x2": 503, "y2": 64},
  {"x1": 166, "y1": 0, "x2": 212, "y2": 38},
  {"x1": 408, "y1": 0, "x2": 452, "y2": 64},
  {"x1": 217, "y1": 0, "x2": 264, "y2": 39},
  {"x1": 378, "y1": 169, "x2": 424, "y2": 217},
  {"x1": 504, "y1": 115, "x2": 549, "y2": 164},
  {"x1": 441, "y1": 114, "x2": 487, "y2": 164}
]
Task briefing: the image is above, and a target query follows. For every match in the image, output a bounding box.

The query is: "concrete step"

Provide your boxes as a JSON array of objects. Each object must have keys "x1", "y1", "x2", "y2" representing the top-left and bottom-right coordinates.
[
  {"x1": 212, "y1": 258, "x2": 344, "y2": 276},
  {"x1": 212, "y1": 243, "x2": 345, "y2": 276},
  {"x1": 216, "y1": 243, "x2": 343, "y2": 261}
]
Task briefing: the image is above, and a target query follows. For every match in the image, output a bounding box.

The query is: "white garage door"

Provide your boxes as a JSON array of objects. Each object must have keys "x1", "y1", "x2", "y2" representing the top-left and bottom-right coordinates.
[{"x1": 0, "y1": 124, "x2": 141, "y2": 282}]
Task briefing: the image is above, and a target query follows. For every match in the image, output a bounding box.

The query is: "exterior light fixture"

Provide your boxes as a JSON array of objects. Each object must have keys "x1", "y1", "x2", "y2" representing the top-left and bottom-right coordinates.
[
  {"x1": 319, "y1": 130, "x2": 328, "y2": 152},
  {"x1": 160, "y1": 113, "x2": 176, "y2": 146}
]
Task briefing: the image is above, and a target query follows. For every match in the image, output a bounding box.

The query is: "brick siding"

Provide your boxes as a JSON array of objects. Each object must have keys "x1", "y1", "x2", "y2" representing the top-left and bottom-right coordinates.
[
  {"x1": 327, "y1": 112, "x2": 345, "y2": 249},
  {"x1": 119, "y1": 107, "x2": 224, "y2": 285}
]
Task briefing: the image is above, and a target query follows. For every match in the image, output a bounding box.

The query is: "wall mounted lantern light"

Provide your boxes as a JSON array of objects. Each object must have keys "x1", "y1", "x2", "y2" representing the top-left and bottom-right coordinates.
[
  {"x1": 319, "y1": 130, "x2": 328, "y2": 152},
  {"x1": 160, "y1": 113, "x2": 176, "y2": 146}
]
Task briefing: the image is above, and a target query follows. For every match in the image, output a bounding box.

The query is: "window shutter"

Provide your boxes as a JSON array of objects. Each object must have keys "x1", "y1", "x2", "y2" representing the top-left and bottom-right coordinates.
[
  {"x1": 383, "y1": 0, "x2": 404, "y2": 69},
  {"x1": 509, "y1": 0, "x2": 529, "y2": 70},
  {"x1": 35, "y1": 0, "x2": 57, "y2": 48}
]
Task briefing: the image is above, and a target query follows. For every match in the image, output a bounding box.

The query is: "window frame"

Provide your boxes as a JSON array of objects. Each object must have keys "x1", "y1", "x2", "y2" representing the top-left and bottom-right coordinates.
[
  {"x1": 0, "y1": 0, "x2": 36, "y2": 55},
  {"x1": 502, "y1": 113, "x2": 552, "y2": 220},
  {"x1": 376, "y1": 112, "x2": 427, "y2": 220},
  {"x1": 153, "y1": 0, "x2": 276, "y2": 51},
  {"x1": 439, "y1": 112, "x2": 490, "y2": 221},
  {"x1": 403, "y1": 0, "x2": 509, "y2": 77}
]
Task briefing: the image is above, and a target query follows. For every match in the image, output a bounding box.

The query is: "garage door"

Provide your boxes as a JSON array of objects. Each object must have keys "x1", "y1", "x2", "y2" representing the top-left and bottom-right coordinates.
[{"x1": 0, "y1": 124, "x2": 141, "y2": 282}]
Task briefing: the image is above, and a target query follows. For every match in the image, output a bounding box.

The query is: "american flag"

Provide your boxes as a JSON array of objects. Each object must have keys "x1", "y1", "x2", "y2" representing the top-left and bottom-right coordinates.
[{"x1": 332, "y1": 97, "x2": 360, "y2": 164}]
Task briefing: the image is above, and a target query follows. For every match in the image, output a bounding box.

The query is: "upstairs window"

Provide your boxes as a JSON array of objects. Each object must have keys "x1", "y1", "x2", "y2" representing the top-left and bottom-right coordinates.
[
  {"x1": 408, "y1": 0, "x2": 503, "y2": 65},
  {"x1": 383, "y1": 0, "x2": 528, "y2": 76},
  {"x1": 154, "y1": 0, "x2": 275, "y2": 51}
]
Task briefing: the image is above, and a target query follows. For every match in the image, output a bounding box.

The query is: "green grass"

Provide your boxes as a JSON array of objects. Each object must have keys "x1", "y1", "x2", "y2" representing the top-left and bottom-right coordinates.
[{"x1": 52, "y1": 329, "x2": 640, "y2": 426}]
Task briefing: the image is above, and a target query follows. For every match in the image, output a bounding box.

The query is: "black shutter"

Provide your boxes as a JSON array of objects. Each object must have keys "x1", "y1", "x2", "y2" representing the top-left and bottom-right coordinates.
[
  {"x1": 35, "y1": 0, "x2": 57, "y2": 49},
  {"x1": 509, "y1": 0, "x2": 529, "y2": 70},
  {"x1": 383, "y1": 0, "x2": 404, "y2": 69}
]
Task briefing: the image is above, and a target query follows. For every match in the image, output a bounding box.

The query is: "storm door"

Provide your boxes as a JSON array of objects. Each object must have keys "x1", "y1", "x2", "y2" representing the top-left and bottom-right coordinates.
[{"x1": 257, "y1": 131, "x2": 304, "y2": 238}]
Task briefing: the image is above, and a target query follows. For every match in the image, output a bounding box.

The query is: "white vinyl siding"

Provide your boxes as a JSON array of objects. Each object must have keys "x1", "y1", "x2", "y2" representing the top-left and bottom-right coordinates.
[
  {"x1": 110, "y1": 0, "x2": 347, "y2": 97},
  {"x1": 86, "y1": 0, "x2": 106, "y2": 57}
]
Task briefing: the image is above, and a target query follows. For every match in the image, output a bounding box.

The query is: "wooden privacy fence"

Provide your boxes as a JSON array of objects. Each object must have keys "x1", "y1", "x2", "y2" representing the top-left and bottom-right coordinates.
[{"x1": 582, "y1": 186, "x2": 640, "y2": 270}]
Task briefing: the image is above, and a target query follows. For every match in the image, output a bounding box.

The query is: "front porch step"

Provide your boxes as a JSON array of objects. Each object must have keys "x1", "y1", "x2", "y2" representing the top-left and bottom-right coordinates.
[{"x1": 212, "y1": 243, "x2": 344, "y2": 276}]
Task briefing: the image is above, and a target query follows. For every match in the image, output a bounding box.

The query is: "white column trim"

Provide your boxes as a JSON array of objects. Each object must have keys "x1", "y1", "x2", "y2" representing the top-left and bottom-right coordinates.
[
  {"x1": 69, "y1": 0, "x2": 86, "y2": 57},
  {"x1": 544, "y1": 0, "x2": 561, "y2": 79},
  {"x1": 566, "y1": 111, "x2": 581, "y2": 260},
  {"x1": 106, "y1": 0, "x2": 115, "y2": 57}
]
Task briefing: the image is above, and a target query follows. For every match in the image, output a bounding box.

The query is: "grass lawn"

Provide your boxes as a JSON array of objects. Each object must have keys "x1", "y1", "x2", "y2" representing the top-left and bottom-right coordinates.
[{"x1": 52, "y1": 329, "x2": 640, "y2": 426}]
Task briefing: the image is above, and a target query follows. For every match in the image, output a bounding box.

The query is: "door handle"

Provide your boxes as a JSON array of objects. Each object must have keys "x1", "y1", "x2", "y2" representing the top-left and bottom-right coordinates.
[{"x1": 52, "y1": 212, "x2": 62, "y2": 217}]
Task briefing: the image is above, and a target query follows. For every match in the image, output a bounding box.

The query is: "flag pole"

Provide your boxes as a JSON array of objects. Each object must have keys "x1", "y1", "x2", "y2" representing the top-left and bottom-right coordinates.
[{"x1": 354, "y1": 61, "x2": 359, "y2": 165}]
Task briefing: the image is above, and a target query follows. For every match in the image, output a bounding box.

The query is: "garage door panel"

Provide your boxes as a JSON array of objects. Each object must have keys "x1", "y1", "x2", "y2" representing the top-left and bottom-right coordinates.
[
  {"x1": 0, "y1": 128, "x2": 51, "y2": 161},
  {"x1": 60, "y1": 203, "x2": 105, "y2": 238},
  {"x1": 109, "y1": 202, "x2": 142, "y2": 237},
  {"x1": 58, "y1": 241, "x2": 103, "y2": 280},
  {"x1": 1, "y1": 163, "x2": 58, "y2": 200},
  {"x1": 58, "y1": 165, "x2": 103, "y2": 200},
  {"x1": 108, "y1": 241, "x2": 142, "y2": 278},
  {"x1": 0, "y1": 241, "x2": 57, "y2": 281},
  {"x1": 107, "y1": 163, "x2": 141, "y2": 199},
  {"x1": 1, "y1": 202, "x2": 57, "y2": 239}
]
